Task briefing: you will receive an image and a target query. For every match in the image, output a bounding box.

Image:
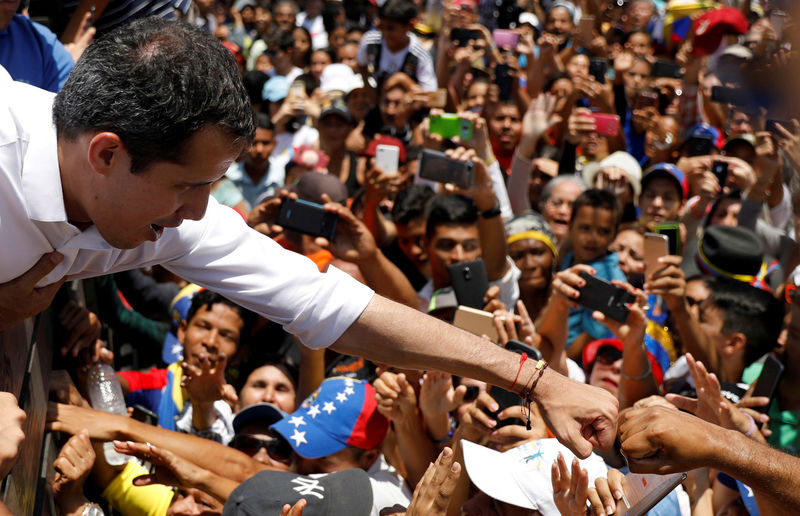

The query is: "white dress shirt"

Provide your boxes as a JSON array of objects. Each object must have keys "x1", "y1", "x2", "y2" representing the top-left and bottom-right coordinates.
[{"x1": 0, "y1": 67, "x2": 374, "y2": 349}]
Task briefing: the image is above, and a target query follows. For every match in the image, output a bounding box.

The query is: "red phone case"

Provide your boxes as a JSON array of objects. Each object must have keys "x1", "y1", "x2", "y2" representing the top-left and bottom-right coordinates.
[{"x1": 590, "y1": 113, "x2": 620, "y2": 137}]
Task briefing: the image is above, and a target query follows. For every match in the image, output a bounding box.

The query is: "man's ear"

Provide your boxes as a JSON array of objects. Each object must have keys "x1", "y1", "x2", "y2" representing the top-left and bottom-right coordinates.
[
  {"x1": 87, "y1": 132, "x2": 126, "y2": 176},
  {"x1": 357, "y1": 447, "x2": 380, "y2": 470},
  {"x1": 722, "y1": 332, "x2": 747, "y2": 357},
  {"x1": 177, "y1": 319, "x2": 188, "y2": 346}
]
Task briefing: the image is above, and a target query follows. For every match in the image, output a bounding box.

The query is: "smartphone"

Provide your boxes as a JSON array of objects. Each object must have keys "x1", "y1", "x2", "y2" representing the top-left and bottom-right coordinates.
[
  {"x1": 289, "y1": 80, "x2": 305, "y2": 99},
  {"x1": 711, "y1": 160, "x2": 729, "y2": 187},
  {"x1": 578, "y1": 15, "x2": 595, "y2": 41},
  {"x1": 751, "y1": 355, "x2": 784, "y2": 414},
  {"x1": 486, "y1": 385, "x2": 524, "y2": 427},
  {"x1": 589, "y1": 57, "x2": 608, "y2": 84},
  {"x1": 655, "y1": 222, "x2": 681, "y2": 256},
  {"x1": 589, "y1": 113, "x2": 620, "y2": 137},
  {"x1": 463, "y1": 385, "x2": 480, "y2": 402},
  {"x1": 419, "y1": 149, "x2": 475, "y2": 189},
  {"x1": 766, "y1": 118, "x2": 794, "y2": 135},
  {"x1": 429, "y1": 113, "x2": 474, "y2": 140},
  {"x1": 770, "y1": 10, "x2": 786, "y2": 41},
  {"x1": 132, "y1": 404, "x2": 158, "y2": 426},
  {"x1": 453, "y1": 305, "x2": 499, "y2": 342},
  {"x1": 447, "y1": 259, "x2": 490, "y2": 310},
  {"x1": 687, "y1": 135, "x2": 713, "y2": 157},
  {"x1": 576, "y1": 271, "x2": 636, "y2": 323},
  {"x1": 652, "y1": 59, "x2": 683, "y2": 79},
  {"x1": 505, "y1": 339, "x2": 542, "y2": 360},
  {"x1": 451, "y1": 28, "x2": 482, "y2": 47},
  {"x1": 494, "y1": 63, "x2": 514, "y2": 100},
  {"x1": 492, "y1": 29, "x2": 519, "y2": 50},
  {"x1": 617, "y1": 472, "x2": 688, "y2": 516},
  {"x1": 644, "y1": 233, "x2": 668, "y2": 276},
  {"x1": 375, "y1": 144, "x2": 400, "y2": 175},
  {"x1": 427, "y1": 88, "x2": 448, "y2": 109},
  {"x1": 635, "y1": 91, "x2": 659, "y2": 110},
  {"x1": 277, "y1": 198, "x2": 338, "y2": 241},
  {"x1": 711, "y1": 86, "x2": 748, "y2": 106}
]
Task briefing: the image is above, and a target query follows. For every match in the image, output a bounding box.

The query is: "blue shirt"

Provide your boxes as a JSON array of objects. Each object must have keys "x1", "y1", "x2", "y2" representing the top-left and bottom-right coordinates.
[
  {"x1": 0, "y1": 15, "x2": 73, "y2": 92},
  {"x1": 561, "y1": 251, "x2": 627, "y2": 348}
]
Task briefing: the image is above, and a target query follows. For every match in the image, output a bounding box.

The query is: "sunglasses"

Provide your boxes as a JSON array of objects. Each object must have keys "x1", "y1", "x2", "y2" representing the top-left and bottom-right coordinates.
[
  {"x1": 594, "y1": 348, "x2": 622, "y2": 367},
  {"x1": 231, "y1": 434, "x2": 293, "y2": 463},
  {"x1": 785, "y1": 284, "x2": 799, "y2": 305}
]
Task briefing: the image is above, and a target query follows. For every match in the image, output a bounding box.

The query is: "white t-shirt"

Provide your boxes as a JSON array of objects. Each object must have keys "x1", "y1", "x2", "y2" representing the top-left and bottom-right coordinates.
[
  {"x1": 356, "y1": 30, "x2": 438, "y2": 91},
  {"x1": 296, "y1": 12, "x2": 328, "y2": 50},
  {"x1": 0, "y1": 67, "x2": 373, "y2": 350},
  {"x1": 417, "y1": 258, "x2": 521, "y2": 312}
]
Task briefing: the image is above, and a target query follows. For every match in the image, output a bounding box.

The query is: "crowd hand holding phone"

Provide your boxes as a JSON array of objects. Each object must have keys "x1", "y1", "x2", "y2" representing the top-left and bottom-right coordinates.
[
  {"x1": 58, "y1": 300, "x2": 103, "y2": 360},
  {"x1": 365, "y1": 163, "x2": 405, "y2": 204},
  {"x1": 247, "y1": 189, "x2": 296, "y2": 238},
  {"x1": 552, "y1": 452, "x2": 626, "y2": 516},
  {"x1": 418, "y1": 371, "x2": 467, "y2": 440},
  {"x1": 631, "y1": 106, "x2": 659, "y2": 134},
  {"x1": 642, "y1": 255, "x2": 686, "y2": 313},
  {"x1": 314, "y1": 194, "x2": 379, "y2": 264},
  {"x1": 665, "y1": 354, "x2": 770, "y2": 445},
  {"x1": 420, "y1": 113, "x2": 446, "y2": 151},
  {"x1": 591, "y1": 280, "x2": 648, "y2": 347},
  {"x1": 451, "y1": 110, "x2": 493, "y2": 161},
  {"x1": 441, "y1": 147, "x2": 496, "y2": 210},
  {"x1": 774, "y1": 119, "x2": 800, "y2": 171},
  {"x1": 573, "y1": 76, "x2": 613, "y2": 112},
  {"x1": 373, "y1": 370, "x2": 420, "y2": 425},
  {"x1": 717, "y1": 155, "x2": 757, "y2": 191},
  {"x1": 493, "y1": 300, "x2": 537, "y2": 348},
  {"x1": 272, "y1": 97, "x2": 307, "y2": 131},
  {"x1": 536, "y1": 32, "x2": 561, "y2": 64},
  {"x1": 566, "y1": 107, "x2": 598, "y2": 146},
  {"x1": 481, "y1": 285, "x2": 506, "y2": 314}
]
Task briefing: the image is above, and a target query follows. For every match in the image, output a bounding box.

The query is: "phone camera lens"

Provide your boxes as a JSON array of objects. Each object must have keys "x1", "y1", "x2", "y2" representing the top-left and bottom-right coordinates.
[{"x1": 463, "y1": 268, "x2": 472, "y2": 280}]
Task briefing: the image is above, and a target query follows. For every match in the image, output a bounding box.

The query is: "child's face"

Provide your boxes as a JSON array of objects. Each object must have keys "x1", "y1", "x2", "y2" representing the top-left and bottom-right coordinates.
[
  {"x1": 379, "y1": 19, "x2": 411, "y2": 51},
  {"x1": 569, "y1": 206, "x2": 616, "y2": 264},
  {"x1": 639, "y1": 177, "x2": 682, "y2": 229}
]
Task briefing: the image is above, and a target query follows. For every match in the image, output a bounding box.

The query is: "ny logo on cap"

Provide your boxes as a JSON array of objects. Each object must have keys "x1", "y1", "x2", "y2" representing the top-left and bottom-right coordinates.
[{"x1": 291, "y1": 478, "x2": 325, "y2": 499}]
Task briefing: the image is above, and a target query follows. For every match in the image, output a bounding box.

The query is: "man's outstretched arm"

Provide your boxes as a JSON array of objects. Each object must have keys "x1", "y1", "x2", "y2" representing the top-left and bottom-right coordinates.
[{"x1": 332, "y1": 294, "x2": 619, "y2": 458}]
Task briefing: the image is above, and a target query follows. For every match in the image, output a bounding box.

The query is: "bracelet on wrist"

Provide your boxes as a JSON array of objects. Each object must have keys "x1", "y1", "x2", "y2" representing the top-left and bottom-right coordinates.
[
  {"x1": 432, "y1": 413, "x2": 458, "y2": 444},
  {"x1": 479, "y1": 201, "x2": 502, "y2": 219},
  {"x1": 620, "y1": 360, "x2": 652, "y2": 381}
]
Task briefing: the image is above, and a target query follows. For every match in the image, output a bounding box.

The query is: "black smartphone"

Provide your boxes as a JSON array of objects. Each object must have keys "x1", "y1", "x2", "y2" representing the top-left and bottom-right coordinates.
[
  {"x1": 655, "y1": 222, "x2": 681, "y2": 256},
  {"x1": 766, "y1": 118, "x2": 794, "y2": 135},
  {"x1": 505, "y1": 339, "x2": 543, "y2": 360},
  {"x1": 451, "y1": 28, "x2": 482, "y2": 47},
  {"x1": 277, "y1": 198, "x2": 338, "y2": 241},
  {"x1": 711, "y1": 160, "x2": 729, "y2": 187},
  {"x1": 485, "y1": 385, "x2": 524, "y2": 427},
  {"x1": 711, "y1": 86, "x2": 748, "y2": 106},
  {"x1": 419, "y1": 149, "x2": 475, "y2": 189},
  {"x1": 447, "y1": 259, "x2": 490, "y2": 310},
  {"x1": 576, "y1": 272, "x2": 635, "y2": 323},
  {"x1": 463, "y1": 385, "x2": 480, "y2": 402},
  {"x1": 132, "y1": 404, "x2": 158, "y2": 426},
  {"x1": 494, "y1": 63, "x2": 514, "y2": 100},
  {"x1": 751, "y1": 355, "x2": 784, "y2": 415},
  {"x1": 589, "y1": 57, "x2": 608, "y2": 84},
  {"x1": 688, "y1": 135, "x2": 713, "y2": 157},
  {"x1": 652, "y1": 59, "x2": 683, "y2": 79}
]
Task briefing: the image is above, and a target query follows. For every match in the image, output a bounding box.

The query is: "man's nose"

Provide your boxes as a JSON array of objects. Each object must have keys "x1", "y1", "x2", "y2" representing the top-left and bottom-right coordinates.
[{"x1": 178, "y1": 185, "x2": 212, "y2": 221}]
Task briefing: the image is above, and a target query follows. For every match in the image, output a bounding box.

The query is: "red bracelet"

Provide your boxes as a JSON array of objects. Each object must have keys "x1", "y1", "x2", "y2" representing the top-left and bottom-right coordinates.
[{"x1": 509, "y1": 352, "x2": 528, "y2": 391}]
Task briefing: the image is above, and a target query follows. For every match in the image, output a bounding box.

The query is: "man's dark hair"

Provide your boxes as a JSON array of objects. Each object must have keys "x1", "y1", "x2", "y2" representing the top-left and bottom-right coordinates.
[
  {"x1": 425, "y1": 195, "x2": 477, "y2": 239},
  {"x1": 242, "y1": 70, "x2": 269, "y2": 107},
  {"x1": 185, "y1": 290, "x2": 256, "y2": 341},
  {"x1": 268, "y1": 29, "x2": 296, "y2": 52},
  {"x1": 624, "y1": 30, "x2": 652, "y2": 44},
  {"x1": 255, "y1": 111, "x2": 275, "y2": 131},
  {"x1": 707, "y1": 277, "x2": 783, "y2": 366},
  {"x1": 379, "y1": 0, "x2": 417, "y2": 24},
  {"x1": 392, "y1": 184, "x2": 435, "y2": 225},
  {"x1": 569, "y1": 188, "x2": 620, "y2": 228},
  {"x1": 322, "y1": 1, "x2": 345, "y2": 33},
  {"x1": 233, "y1": 352, "x2": 299, "y2": 393},
  {"x1": 544, "y1": 71, "x2": 572, "y2": 92},
  {"x1": 53, "y1": 18, "x2": 255, "y2": 174}
]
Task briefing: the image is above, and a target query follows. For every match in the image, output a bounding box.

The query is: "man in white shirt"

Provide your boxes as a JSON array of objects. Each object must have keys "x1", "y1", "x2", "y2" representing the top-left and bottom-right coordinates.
[{"x1": 0, "y1": 17, "x2": 616, "y2": 461}]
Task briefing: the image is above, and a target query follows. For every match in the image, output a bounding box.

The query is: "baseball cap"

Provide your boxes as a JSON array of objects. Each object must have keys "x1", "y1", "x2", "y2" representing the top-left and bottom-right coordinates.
[
  {"x1": 364, "y1": 135, "x2": 407, "y2": 164},
  {"x1": 233, "y1": 0, "x2": 256, "y2": 10},
  {"x1": 319, "y1": 98, "x2": 355, "y2": 125},
  {"x1": 263, "y1": 76, "x2": 290, "y2": 103},
  {"x1": 641, "y1": 162, "x2": 689, "y2": 200},
  {"x1": 461, "y1": 439, "x2": 608, "y2": 514},
  {"x1": 505, "y1": 212, "x2": 558, "y2": 258},
  {"x1": 289, "y1": 171, "x2": 348, "y2": 204},
  {"x1": 162, "y1": 283, "x2": 204, "y2": 364},
  {"x1": 223, "y1": 469, "x2": 373, "y2": 516},
  {"x1": 692, "y1": 7, "x2": 749, "y2": 56},
  {"x1": 290, "y1": 146, "x2": 330, "y2": 173},
  {"x1": 582, "y1": 338, "x2": 665, "y2": 385},
  {"x1": 233, "y1": 402, "x2": 288, "y2": 434},
  {"x1": 722, "y1": 133, "x2": 756, "y2": 153},
  {"x1": 581, "y1": 151, "x2": 643, "y2": 198},
  {"x1": 270, "y1": 378, "x2": 389, "y2": 459},
  {"x1": 319, "y1": 64, "x2": 359, "y2": 95}
]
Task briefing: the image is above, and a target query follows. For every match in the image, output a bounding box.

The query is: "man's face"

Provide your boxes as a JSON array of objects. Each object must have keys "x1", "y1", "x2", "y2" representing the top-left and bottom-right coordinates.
[
  {"x1": 685, "y1": 278, "x2": 710, "y2": 321},
  {"x1": 625, "y1": 1, "x2": 653, "y2": 32},
  {"x1": 542, "y1": 181, "x2": 583, "y2": 242},
  {"x1": 639, "y1": 177, "x2": 682, "y2": 229},
  {"x1": 626, "y1": 33, "x2": 652, "y2": 56},
  {"x1": 697, "y1": 298, "x2": 731, "y2": 358},
  {"x1": 426, "y1": 223, "x2": 481, "y2": 288},
  {"x1": 609, "y1": 229, "x2": 644, "y2": 283},
  {"x1": 318, "y1": 114, "x2": 351, "y2": 146},
  {"x1": 246, "y1": 127, "x2": 275, "y2": 169},
  {"x1": 380, "y1": 87, "x2": 408, "y2": 128},
  {"x1": 232, "y1": 423, "x2": 293, "y2": 470},
  {"x1": 727, "y1": 110, "x2": 753, "y2": 137},
  {"x1": 396, "y1": 218, "x2": 430, "y2": 276},
  {"x1": 167, "y1": 487, "x2": 224, "y2": 515},
  {"x1": 509, "y1": 239, "x2": 553, "y2": 291},
  {"x1": 463, "y1": 81, "x2": 489, "y2": 113},
  {"x1": 337, "y1": 43, "x2": 359, "y2": 71},
  {"x1": 86, "y1": 125, "x2": 241, "y2": 249},
  {"x1": 588, "y1": 348, "x2": 623, "y2": 397},
  {"x1": 488, "y1": 104, "x2": 522, "y2": 153},
  {"x1": 546, "y1": 6, "x2": 573, "y2": 36},
  {"x1": 623, "y1": 60, "x2": 651, "y2": 101},
  {"x1": 178, "y1": 302, "x2": 243, "y2": 370},
  {"x1": 347, "y1": 87, "x2": 376, "y2": 121},
  {"x1": 569, "y1": 206, "x2": 616, "y2": 264},
  {"x1": 239, "y1": 364, "x2": 297, "y2": 413},
  {"x1": 275, "y1": 4, "x2": 296, "y2": 32},
  {"x1": 0, "y1": 0, "x2": 20, "y2": 30},
  {"x1": 566, "y1": 54, "x2": 590, "y2": 80},
  {"x1": 379, "y1": 19, "x2": 410, "y2": 52}
]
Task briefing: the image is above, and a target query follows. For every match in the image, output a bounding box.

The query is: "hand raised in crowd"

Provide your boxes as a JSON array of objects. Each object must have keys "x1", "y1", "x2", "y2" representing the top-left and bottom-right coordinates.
[
  {"x1": 50, "y1": 370, "x2": 91, "y2": 409},
  {"x1": 0, "y1": 392, "x2": 26, "y2": 481},
  {"x1": 774, "y1": 119, "x2": 800, "y2": 171},
  {"x1": 455, "y1": 110, "x2": 493, "y2": 162},
  {"x1": 521, "y1": 93, "x2": 560, "y2": 149},
  {"x1": 248, "y1": 189, "x2": 297, "y2": 238},
  {"x1": 643, "y1": 255, "x2": 686, "y2": 313},
  {"x1": 754, "y1": 131, "x2": 781, "y2": 184},
  {"x1": 52, "y1": 429, "x2": 95, "y2": 515},
  {"x1": 718, "y1": 155, "x2": 757, "y2": 191},
  {"x1": 399, "y1": 447, "x2": 461, "y2": 516},
  {"x1": 181, "y1": 352, "x2": 237, "y2": 407},
  {"x1": 666, "y1": 354, "x2": 769, "y2": 443},
  {"x1": 365, "y1": 163, "x2": 407, "y2": 205},
  {"x1": 592, "y1": 280, "x2": 648, "y2": 345},
  {"x1": 552, "y1": 452, "x2": 625, "y2": 516},
  {"x1": 550, "y1": 264, "x2": 597, "y2": 309},
  {"x1": 441, "y1": 147, "x2": 496, "y2": 212},
  {"x1": 316, "y1": 194, "x2": 379, "y2": 264},
  {"x1": 566, "y1": 108, "x2": 598, "y2": 145},
  {"x1": 374, "y1": 370, "x2": 419, "y2": 425},
  {"x1": 419, "y1": 111, "x2": 445, "y2": 151},
  {"x1": 418, "y1": 372, "x2": 466, "y2": 440},
  {"x1": 489, "y1": 403, "x2": 548, "y2": 452},
  {"x1": 62, "y1": 10, "x2": 95, "y2": 62},
  {"x1": 58, "y1": 300, "x2": 102, "y2": 359},
  {"x1": 482, "y1": 285, "x2": 506, "y2": 314},
  {"x1": 0, "y1": 251, "x2": 65, "y2": 332},
  {"x1": 632, "y1": 106, "x2": 659, "y2": 134}
]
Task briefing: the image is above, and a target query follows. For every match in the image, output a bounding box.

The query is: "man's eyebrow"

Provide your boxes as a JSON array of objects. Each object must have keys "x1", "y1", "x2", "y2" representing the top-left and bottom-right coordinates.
[{"x1": 179, "y1": 179, "x2": 217, "y2": 187}]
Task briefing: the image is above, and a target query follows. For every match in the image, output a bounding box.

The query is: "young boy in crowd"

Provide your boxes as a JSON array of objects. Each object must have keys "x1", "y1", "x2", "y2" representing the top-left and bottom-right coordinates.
[{"x1": 638, "y1": 162, "x2": 688, "y2": 231}]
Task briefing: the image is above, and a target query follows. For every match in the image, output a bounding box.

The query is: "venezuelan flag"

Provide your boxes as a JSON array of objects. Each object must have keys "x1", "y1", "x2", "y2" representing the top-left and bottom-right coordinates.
[{"x1": 663, "y1": 0, "x2": 718, "y2": 50}]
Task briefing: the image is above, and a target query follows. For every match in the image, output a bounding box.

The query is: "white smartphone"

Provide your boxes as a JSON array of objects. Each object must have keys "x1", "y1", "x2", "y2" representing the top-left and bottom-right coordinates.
[
  {"x1": 644, "y1": 232, "x2": 668, "y2": 276},
  {"x1": 375, "y1": 144, "x2": 400, "y2": 175},
  {"x1": 617, "y1": 471, "x2": 687, "y2": 516}
]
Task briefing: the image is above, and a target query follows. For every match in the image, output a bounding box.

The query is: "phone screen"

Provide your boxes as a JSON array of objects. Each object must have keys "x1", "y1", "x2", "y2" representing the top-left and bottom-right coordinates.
[
  {"x1": 751, "y1": 355, "x2": 784, "y2": 413},
  {"x1": 655, "y1": 223, "x2": 680, "y2": 256}
]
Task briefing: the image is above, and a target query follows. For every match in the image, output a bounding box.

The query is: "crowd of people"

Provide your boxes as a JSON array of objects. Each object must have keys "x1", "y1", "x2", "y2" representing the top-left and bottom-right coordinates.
[{"x1": 2, "y1": 0, "x2": 800, "y2": 514}]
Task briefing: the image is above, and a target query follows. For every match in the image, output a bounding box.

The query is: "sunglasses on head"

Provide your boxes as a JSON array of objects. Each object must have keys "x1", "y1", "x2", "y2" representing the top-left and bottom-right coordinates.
[{"x1": 231, "y1": 434, "x2": 293, "y2": 463}]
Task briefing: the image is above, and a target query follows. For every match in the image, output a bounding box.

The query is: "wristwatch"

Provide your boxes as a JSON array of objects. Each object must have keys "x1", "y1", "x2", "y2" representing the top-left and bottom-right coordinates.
[{"x1": 479, "y1": 201, "x2": 502, "y2": 219}]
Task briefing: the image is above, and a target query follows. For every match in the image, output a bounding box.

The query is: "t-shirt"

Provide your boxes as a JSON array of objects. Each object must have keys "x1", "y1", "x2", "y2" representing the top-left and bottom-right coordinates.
[
  {"x1": 356, "y1": 30, "x2": 438, "y2": 91},
  {"x1": 0, "y1": 14, "x2": 73, "y2": 92}
]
